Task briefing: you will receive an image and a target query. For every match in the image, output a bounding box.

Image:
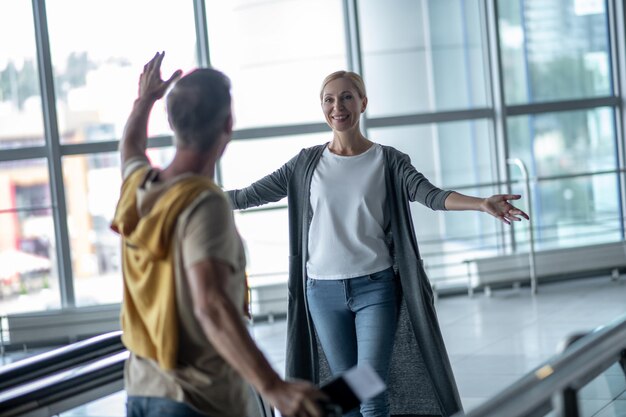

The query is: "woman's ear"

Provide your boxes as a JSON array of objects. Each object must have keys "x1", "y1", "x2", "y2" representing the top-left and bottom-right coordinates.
[{"x1": 361, "y1": 96, "x2": 368, "y2": 113}]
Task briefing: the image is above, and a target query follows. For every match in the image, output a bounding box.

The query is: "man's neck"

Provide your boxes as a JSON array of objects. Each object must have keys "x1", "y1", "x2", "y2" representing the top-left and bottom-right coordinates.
[{"x1": 160, "y1": 148, "x2": 216, "y2": 181}]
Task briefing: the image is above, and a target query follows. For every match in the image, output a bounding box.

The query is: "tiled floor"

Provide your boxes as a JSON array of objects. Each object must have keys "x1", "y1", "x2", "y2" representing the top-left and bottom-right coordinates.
[{"x1": 7, "y1": 274, "x2": 626, "y2": 416}]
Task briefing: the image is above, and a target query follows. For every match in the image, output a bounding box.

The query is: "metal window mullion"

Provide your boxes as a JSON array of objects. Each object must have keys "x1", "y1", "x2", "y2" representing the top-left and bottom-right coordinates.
[
  {"x1": 228, "y1": 110, "x2": 494, "y2": 142},
  {"x1": 0, "y1": 146, "x2": 47, "y2": 162},
  {"x1": 194, "y1": 0, "x2": 224, "y2": 185},
  {"x1": 478, "y1": 0, "x2": 500, "y2": 251},
  {"x1": 485, "y1": 0, "x2": 511, "y2": 253},
  {"x1": 343, "y1": 0, "x2": 367, "y2": 133},
  {"x1": 609, "y1": 0, "x2": 626, "y2": 240},
  {"x1": 59, "y1": 135, "x2": 174, "y2": 156},
  {"x1": 507, "y1": 96, "x2": 620, "y2": 116},
  {"x1": 32, "y1": 0, "x2": 75, "y2": 308},
  {"x1": 366, "y1": 108, "x2": 493, "y2": 128},
  {"x1": 193, "y1": 0, "x2": 211, "y2": 68},
  {"x1": 343, "y1": 0, "x2": 364, "y2": 77}
]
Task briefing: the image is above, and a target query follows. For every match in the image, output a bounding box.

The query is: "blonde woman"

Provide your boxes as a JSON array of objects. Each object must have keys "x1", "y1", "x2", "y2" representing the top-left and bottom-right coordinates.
[{"x1": 228, "y1": 71, "x2": 528, "y2": 417}]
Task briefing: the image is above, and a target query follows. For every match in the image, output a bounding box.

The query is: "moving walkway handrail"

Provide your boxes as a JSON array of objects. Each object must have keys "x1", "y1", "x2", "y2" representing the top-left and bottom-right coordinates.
[
  {"x1": 0, "y1": 330, "x2": 123, "y2": 391},
  {"x1": 453, "y1": 313, "x2": 626, "y2": 417},
  {"x1": 0, "y1": 351, "x2": 128, "y2": 417}
]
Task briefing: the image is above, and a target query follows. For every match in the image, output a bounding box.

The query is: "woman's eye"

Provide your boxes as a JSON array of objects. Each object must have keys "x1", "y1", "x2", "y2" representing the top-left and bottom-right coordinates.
[{"x1": 344, "y1": 95, "x2": 353, "y2": 100}]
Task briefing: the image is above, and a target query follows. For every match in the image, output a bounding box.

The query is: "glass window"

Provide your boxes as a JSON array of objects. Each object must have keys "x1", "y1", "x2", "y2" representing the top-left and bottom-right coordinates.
[
  {"x1": 45, "y1": 0, "x2": 198, "y2": 144},
  {"x1": 221, "y1": 133, "x2": 331, "y2": 190},
  {"x1": 235, "y1": 208, "x2": 289, "y2": 286},
  {"x1": 221, "y1": 133, "x2": 331, "y2": 289},
  {"x1": 358, "y1": 0, "x2": 489, "y2": 117},
  {"x1": 498, "y1": 0, "x2": 611, "y2": 105},
  {"x1": 63, "y1": 148, "x2": 174, "y2": 307},
  {"x1": 0, "y1": 1, "x2": 45, "y2": 149},
  {"x1": 507, "y1": 108, "x2": 620, "y2": 250},
  {"x1": 206, "y1": 0, "x2": 347, "y2": 129},
  {"x1": 0, "y1": 159, "x2": 60, "y2": 314},
  {"x1": 371, "y1": 120, "x2": 500, "y2": 288}
]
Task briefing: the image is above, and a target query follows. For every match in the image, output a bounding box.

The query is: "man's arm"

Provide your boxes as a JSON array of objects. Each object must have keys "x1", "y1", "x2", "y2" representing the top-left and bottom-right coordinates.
[
  {"x1": 186, "y1": 260, "x2": 326, "y2": 417},
  {"x1": 120, "y1": 52, "x2": 181, "y2": 171}
]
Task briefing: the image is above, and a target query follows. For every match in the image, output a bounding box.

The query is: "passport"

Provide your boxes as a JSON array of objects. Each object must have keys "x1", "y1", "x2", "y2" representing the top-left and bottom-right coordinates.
[{"x1": 319, "y1": 364, "x2": 386, "y2": 414}]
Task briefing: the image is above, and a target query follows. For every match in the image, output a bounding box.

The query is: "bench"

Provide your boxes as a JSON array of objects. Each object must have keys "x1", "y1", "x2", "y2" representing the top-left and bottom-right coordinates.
[
  {"x1": 463, "y1": 241, "x2": 626, "y2": 296},
  {"x1": 2, "y1": 304, "x2": 121, "y2": 351}
]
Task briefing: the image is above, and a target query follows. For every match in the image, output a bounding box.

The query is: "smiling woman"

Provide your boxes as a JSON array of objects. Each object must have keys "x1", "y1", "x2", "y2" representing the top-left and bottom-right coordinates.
[
  {"x1": 226, "y1": 68, "x2": 530, "y2": 416},
  {"x1": 321, "y1": 72, "x2": 368, "y2": 137}
]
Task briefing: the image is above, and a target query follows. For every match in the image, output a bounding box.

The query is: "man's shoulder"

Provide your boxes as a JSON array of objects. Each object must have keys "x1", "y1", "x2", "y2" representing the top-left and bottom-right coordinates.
[
  {"x1": 178, "y1": 185, "x2": 231, "y2": 227},
  {"x1": 123, "y1": 156, "x2": 150, "y2": 181}
]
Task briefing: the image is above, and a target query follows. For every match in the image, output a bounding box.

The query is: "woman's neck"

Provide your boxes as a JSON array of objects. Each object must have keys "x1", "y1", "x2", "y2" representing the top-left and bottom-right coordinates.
[{"x1": 328, "y1": 130, "x2": 372, "y2": 156}]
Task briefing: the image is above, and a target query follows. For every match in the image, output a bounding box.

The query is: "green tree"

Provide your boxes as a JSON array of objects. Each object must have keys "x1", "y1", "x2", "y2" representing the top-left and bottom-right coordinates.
[{"x1": 0, "y1": 60, "x2": 38, "y2": 109}]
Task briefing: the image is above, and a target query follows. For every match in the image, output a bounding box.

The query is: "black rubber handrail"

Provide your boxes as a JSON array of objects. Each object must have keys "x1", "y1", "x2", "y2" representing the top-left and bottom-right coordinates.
[
  {"x1": 0, "y1": 330, "x2": 124, "y2": 391},
  {"x1": 0, "y1": 351, "x2": 128, "y2": 417},
  {"x1": 453, "y1": 313, "x2": 626, "y2": 417}
]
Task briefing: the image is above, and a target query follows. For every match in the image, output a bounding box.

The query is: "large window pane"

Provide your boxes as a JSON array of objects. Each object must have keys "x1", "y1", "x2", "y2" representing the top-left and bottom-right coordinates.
[
  {"x1": 46, "y1": 0, "x2": 197, "y2": 144},
  {"x1": 221, "y1": 134, "x2": 331, "y2": 297},
  {"x1": 359, "y1": 0, "x2": 489, "y2": 117},
  {"x1": 221, "y1": 133, "x2": 331, "y2": 190},
  {"x1": 0, "y1": 159, "x2": 60, "y2": 314},
  {"x1": 63, "y1": 148, "x2": 175, "y2": 307},
  {"x1": 235, "y1": 208, "x2": 289, "y2": 285},
  {"x1": 206, "y1": 0, "x2": 347, "y2": 129},
  {"x1": 371, "y1": 120, "x2": 500, "y2": 288},
  {"x1": 507, "y1": 108, "x2": 620, "y2": 250},
  {"x1": 498, "y1": 0, "x2": 611, "y2": 105},
  {"x1": 0, "y1": 2, "x2": 45, "y2": 149}
]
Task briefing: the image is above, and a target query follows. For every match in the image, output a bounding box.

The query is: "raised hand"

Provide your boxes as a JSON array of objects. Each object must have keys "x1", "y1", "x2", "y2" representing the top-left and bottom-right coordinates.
[
  {"x1": 481, "y1": 194, "x2": 530, "y2": 225},
  {"x1": 138, "y1": 51, "x2": 182, "y2": 102}
]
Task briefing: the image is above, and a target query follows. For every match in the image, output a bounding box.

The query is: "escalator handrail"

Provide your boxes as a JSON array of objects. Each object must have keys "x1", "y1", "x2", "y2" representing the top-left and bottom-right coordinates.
[
  {"x1": 0, "y1": 330, "x2": 124, "y2": 391},
  {"x1": 454, "y1": 313, "x2": 626, "y2": 417},
  {"x1": 0, "y1": 351, "x2": 128, "y2": 417}
]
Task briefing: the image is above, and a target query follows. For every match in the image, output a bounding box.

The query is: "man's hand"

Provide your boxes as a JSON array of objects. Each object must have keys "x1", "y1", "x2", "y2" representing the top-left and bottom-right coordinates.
[
  {"x1": 120, "y1": 51, "x2": 182, "y2": 170},
  {"x1": 262, "y1": 379, "x2": 328, "y2": 417},
  {"x1": 138, "y1": 51, "x2": 182, "y2": 102}
]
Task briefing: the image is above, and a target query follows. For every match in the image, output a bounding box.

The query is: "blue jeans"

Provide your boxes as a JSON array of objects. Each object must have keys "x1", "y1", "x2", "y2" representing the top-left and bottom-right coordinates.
[
  {"x1": 306, "y1": 267, "x2": 399, "y2": 417},
  {"x1": 126, "y1": 396, "x2": 207, "y2": 417}
]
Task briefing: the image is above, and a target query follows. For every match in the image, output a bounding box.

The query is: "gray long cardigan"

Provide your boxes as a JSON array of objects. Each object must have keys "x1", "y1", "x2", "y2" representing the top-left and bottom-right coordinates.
[{"x1": 228, "y1": 144, "x2": 463, "y2": 417}]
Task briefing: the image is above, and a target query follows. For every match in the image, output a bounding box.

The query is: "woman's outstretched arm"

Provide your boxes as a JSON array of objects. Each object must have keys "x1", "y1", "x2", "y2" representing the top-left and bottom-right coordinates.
[{"x1": 444, "y1": 192, "x2": 530, "y2": 225}]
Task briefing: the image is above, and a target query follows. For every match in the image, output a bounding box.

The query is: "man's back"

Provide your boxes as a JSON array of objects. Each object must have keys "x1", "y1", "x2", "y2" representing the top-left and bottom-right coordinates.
[{"x1": 117, "y1": 159, "x2": 248, "y2": 417}]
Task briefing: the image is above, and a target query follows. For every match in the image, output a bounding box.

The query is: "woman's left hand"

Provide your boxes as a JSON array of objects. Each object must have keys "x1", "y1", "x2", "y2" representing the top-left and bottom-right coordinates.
[{"x1": 481, "y1": 194, "x2": 530, "y2": 225}]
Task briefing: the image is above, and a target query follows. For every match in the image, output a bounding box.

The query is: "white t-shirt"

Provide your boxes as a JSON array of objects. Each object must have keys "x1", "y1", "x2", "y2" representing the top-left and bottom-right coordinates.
[{"x1": 307, "y1": 143, "x2": 393, "y2": 279}]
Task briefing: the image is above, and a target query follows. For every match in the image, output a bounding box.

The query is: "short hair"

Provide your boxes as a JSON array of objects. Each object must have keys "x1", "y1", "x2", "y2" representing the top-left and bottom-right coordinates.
[
  {"x1": 319, "y1": 70, "x2": 367, "y2": 101},
  {"x1": 166, "y1": 68, "x2": 232, "y2": 152}
]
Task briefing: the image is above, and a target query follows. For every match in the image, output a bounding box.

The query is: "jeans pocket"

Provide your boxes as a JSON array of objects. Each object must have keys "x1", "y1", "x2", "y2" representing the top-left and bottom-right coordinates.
[{"x1": 367, "y1": 267, "x2": 395, "y2": 282}]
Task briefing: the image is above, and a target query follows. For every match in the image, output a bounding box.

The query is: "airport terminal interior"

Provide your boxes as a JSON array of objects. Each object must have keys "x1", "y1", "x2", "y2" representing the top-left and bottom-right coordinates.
[{"x1": 1, "y1": 0, "x2": 626, "y2": 416}]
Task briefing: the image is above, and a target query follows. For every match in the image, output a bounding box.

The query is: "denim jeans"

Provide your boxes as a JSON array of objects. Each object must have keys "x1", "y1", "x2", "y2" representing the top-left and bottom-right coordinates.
[
  {"x1": 126, "y1": 396, "x2": 208, "y2": 417},
  {"x1": 306, "y1": 267, "x2": 399, "y2": 417}
]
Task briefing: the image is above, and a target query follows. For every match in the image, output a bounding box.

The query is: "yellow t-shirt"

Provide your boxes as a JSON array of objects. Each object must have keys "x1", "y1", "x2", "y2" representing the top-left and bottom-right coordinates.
[{"x1": 122, "y1": 158, "x2": 248, "y2": 417}]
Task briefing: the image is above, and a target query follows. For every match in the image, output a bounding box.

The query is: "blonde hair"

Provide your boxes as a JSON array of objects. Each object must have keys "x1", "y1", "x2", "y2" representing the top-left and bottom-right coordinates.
[{"x1": 319, "y1": 70, "x2": 367, "y2": 101}]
